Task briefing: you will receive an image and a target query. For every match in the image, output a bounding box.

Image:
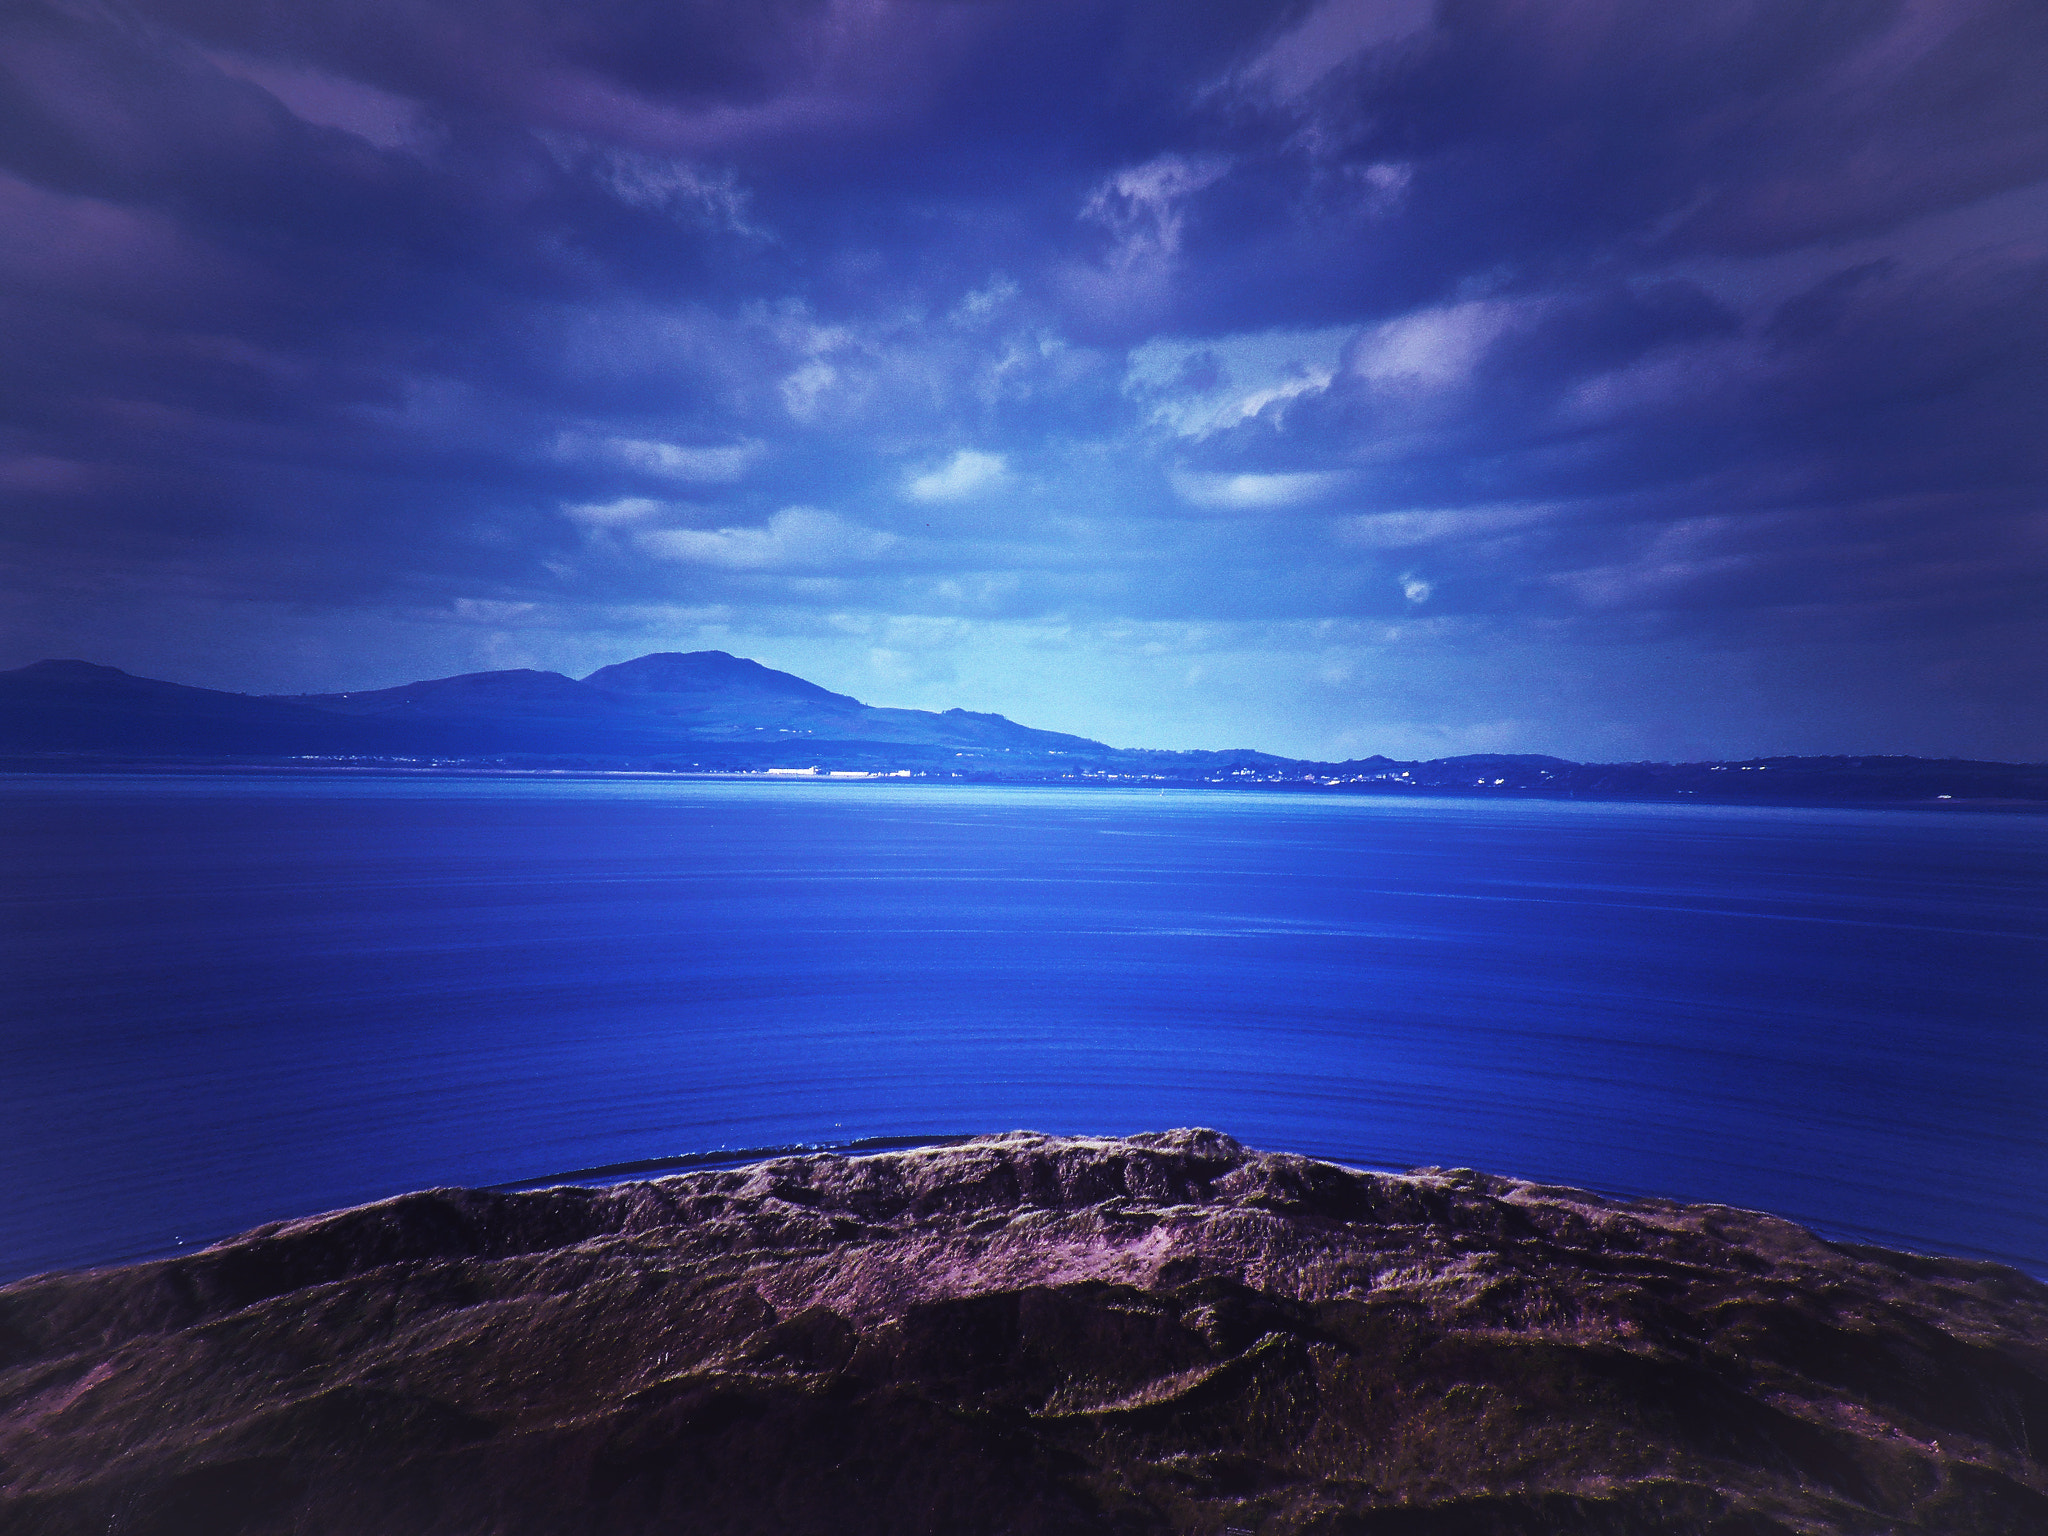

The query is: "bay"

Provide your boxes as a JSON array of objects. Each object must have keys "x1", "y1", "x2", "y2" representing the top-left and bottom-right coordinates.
[{"x1": 3, "y1": 774, "x2": 2043, "y2": 1282}]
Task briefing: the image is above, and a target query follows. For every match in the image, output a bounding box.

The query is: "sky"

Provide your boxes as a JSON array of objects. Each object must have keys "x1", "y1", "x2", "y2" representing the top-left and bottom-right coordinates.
[{"x1": 2, "y1": 0, "x2": 2045, "y2": 761}]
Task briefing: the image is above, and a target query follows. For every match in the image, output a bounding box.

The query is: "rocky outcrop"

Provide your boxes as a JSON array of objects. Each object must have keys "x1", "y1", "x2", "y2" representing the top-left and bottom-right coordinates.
[{"x1": 3, "y1": 1131, "x2": 2045, "y2": 1534}]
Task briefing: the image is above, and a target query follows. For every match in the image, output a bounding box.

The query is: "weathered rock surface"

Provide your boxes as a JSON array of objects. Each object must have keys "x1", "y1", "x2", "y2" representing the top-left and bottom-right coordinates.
[{"x1": 3, "y1": 1130, "x2": 2045, "y2": 1535}]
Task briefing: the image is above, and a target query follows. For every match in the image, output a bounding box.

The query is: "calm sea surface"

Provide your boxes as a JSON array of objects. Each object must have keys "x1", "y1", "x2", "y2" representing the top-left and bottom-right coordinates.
[{"x1": 3, "y1": 774, "x2": 2044, "y2": 1282}]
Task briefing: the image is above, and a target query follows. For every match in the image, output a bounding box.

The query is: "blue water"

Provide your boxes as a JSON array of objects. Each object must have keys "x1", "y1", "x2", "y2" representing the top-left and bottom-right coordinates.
[{"x1": 3, "y1": 774, "x2": 2044, "y2": 1283}]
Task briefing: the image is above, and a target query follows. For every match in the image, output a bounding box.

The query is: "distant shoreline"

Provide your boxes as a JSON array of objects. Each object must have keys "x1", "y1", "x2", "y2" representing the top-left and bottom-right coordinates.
[
  {"x1": 9, "y1": 656, "x2": 2045, "y2": 806},
  {"x1": 5, "y1": 757, "x2": 2045, "y2": 811}
]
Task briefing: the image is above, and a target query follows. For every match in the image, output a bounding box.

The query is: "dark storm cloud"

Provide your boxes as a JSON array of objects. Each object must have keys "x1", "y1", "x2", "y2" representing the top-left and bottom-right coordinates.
[
  {"x1": 1, "y1": 0, "x2": 2043, "y2": 756},
  {"x1": 1200, "y1": 0, "x2": 2048, "y2": 294}
]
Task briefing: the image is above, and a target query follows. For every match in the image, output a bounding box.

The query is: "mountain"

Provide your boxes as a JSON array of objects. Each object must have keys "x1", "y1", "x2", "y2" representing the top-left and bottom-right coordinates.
[
  {"x1": 271, "y1": 651, "x2": 1113, "y2": 758},
  {"x1": 576, "y1": 651, "x2": 1108, "y2": 752},
  {"x1": 0, "y1": 652, "x2": 1116, "y2": 765},
  {"x1": 584, "y1": 650, "x2": 847, "y2": 702},
  {"x1": 0, "y1": 661, "x2": 420, "y2": 757},
  {"x1": 4, "y1": 653, "x2": 2043, "y2": 800},
  {"x1": 281, "y1": 668, "x2": 616, "y2": 719}
]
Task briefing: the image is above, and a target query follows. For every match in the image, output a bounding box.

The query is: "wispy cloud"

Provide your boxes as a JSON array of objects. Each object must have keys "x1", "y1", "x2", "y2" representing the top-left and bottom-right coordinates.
[
  {"x1": 559, "y1": 434, "x2": 766, "y2": 483},
  {"x1": 563, "y1": 496, "x2": 667, "y2": 527},
  {"x1": 203, "y1": 51, "x2": 431, "y2": 150},
  {"x1": 1236, "y1": 0, "x2": 1435, "y2": 101},
  {"x1": 1170, "y1": 469, "x2": 1350, "y2": 511},
  {"x1": 537, "y1": 133, "x2": 764, "y2": 236},
  {"x1": 638, "y1": 508, "x2": 899, "y2": 570}
]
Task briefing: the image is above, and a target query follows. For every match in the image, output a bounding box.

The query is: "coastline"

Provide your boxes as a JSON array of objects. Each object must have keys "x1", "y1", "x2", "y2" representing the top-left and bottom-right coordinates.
[{"x1": 5, "y1": 758, "x2": 2046, "y2": 812}]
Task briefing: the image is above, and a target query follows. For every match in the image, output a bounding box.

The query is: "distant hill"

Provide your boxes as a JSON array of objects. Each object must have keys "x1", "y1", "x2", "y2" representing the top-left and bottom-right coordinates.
[
  {"x1": 0, "y1": 661, "x2": 420, "y2": 758},
  {"x1": 2, "y1": 653, "x2": 2043, "y2": 801},
  {"x1": 584, "y1": 651, "x2": 847, "y2": 703},
  {"x1": 270, "y1": 651, "x2": 1112, "y2": 758},
  {"x1": 0, "y1": 652, "x2": 1115, "y2": 765}
]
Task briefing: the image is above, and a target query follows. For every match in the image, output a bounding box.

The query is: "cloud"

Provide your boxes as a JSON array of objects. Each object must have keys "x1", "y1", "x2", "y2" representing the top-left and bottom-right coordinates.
[
  {"x1": 637, "y1": 507, "x2": 898, "y2": 570},
  {"x1": 1339, "y1": 505, "x2": 1554, "y2": 549},
  {"x1": 905, "y1": 450, "x2": 1008, "y2": 502},
  {"x1": 538, "y1": 133, "x2": 761, "y2": 235},
  {"x1": 1066, "y1": 152, "x2": 1231, "y2": 326},
  {"x1": 1169, "y1": 469, "x2": 1351, "y2": 511},
  {"x1": 1126, "y1": 327, "x2": 1350, "y2": 437},
  {"x1": 563, "y1": 496, "x2": 667, "y2": 527},
  {"x1": 1345, "y1": 302, "x2": 1515, "y2": 390},
  {"x1": 3, "y1": 0, "x2": 2046, "y2": 757},
  {"x1": 1238, "y1": 0, "x2": 1435, "y2": 100},
  {"x1": 953, "y1": 276, "x2": 1019, "y2": 324},
  {"x1": 1083, "y1": 155, "x2": 1231, "y2": 265},
  {"x1": 203, "y1": 52, "x2": 430, "y2": 150},
  {"x1": 452, "y1": 597, "x2": 539, "y2": 623},
  {"x1": 561, "y1": 435, "x2": 766, "y2": 483}
]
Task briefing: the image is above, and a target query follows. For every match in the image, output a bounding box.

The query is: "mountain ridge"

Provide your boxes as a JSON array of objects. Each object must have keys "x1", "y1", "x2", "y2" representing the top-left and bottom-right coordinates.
[
  {"x1": 2, "y1": 654, "x2": 2044, "y2": 802},
  {"x1": 267, "y1": 650, "x2": 1111, "y2": 755}
]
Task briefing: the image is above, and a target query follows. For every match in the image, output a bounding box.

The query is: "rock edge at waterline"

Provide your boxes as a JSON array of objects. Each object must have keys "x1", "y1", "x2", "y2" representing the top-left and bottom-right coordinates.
[{"x1": 3, "y1": 1130, "x2": 2045, "y2": 1534}]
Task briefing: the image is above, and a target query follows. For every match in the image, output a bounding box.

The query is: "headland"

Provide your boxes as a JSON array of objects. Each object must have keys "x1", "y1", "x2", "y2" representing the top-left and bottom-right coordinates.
[{"x1": 4, "y1": 1131, "x2": 2045, "y2": 1533}]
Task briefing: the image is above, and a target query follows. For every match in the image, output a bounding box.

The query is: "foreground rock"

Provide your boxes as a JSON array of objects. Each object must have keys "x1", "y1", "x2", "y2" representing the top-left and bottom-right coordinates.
[{"x1": 3, "y1": 1132, "x2": 2045, "y2": 1535}]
